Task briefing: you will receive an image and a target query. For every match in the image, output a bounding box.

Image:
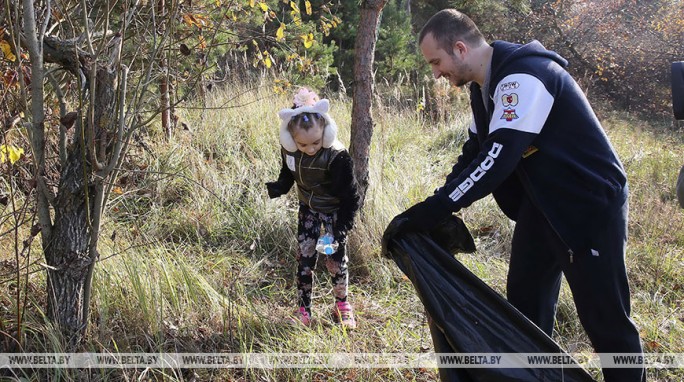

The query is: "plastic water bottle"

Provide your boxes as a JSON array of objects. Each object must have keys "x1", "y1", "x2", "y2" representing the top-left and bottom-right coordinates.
[{"x1": 316, "y1": 231, "x2": 338, "y2": 256}]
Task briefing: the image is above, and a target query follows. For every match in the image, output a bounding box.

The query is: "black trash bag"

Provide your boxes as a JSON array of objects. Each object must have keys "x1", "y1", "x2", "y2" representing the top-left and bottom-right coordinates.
[{"x1": 384, "y1": 215, "x2": 596, "y2": 382}]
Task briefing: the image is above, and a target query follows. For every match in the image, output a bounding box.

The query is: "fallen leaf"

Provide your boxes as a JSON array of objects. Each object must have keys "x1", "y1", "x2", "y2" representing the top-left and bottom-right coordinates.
[
  {"x1": 0, "y1": 39, "x2": 16, "y2": 61},
  {"x1": 179, "y1": 43, "x2": 191, "y2": 56}
]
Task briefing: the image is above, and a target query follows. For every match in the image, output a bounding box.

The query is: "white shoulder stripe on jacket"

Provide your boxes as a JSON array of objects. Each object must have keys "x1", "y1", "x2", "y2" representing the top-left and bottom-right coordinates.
[{"x1": 488, "y1": 73, "x2": 554, "y2": 136}]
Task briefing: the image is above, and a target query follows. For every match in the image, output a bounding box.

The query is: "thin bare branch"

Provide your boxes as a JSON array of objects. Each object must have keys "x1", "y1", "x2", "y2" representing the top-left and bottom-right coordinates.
[
  {"x1": 80, "y1": 0, "x2": 95, "y2": 55},
  {"x1": 22, "y1": 0, "x2": 53, "y2": 244},
  {"x1": 47, "y1": 72, "x2": 68, "y2": 168},
  {"x1": 100, "y1": 64, "x2": 128, "y2": 179},
  {"x1": 39, "y1": 0, "x2": 51, "y2": 47}
]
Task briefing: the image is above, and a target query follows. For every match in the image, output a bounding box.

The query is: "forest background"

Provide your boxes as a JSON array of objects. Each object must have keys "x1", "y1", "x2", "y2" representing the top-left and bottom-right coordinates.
[{"x1": 0, "y1": 0, "x2": 683, "y2": 381}]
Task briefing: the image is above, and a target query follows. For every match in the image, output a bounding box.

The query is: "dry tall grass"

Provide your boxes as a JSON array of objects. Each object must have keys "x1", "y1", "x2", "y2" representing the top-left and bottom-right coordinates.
[{"x1": 1, "y1": 83, "x2": 682, "y2": 381}]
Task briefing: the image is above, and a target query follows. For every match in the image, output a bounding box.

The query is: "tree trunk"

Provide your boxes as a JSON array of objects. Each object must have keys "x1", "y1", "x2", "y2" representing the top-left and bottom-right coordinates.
[
  {"x1": 350, "y1": 0, "x2": 387, "y2": 209},
  {"x1": 45, "y1": 137, "x2": 96, "y2": 346},
  {"x1": 44, "y1": 63, "x2": 118, "y2": 347}
]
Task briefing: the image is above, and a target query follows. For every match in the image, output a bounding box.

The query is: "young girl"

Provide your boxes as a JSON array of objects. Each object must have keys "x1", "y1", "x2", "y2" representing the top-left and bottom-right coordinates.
[{"x1": 266, "y1": 87, "x2": 360, "y2": 329}]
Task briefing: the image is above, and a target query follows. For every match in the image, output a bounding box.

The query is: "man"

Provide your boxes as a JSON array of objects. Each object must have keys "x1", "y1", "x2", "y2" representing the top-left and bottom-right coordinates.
[{"x1": 389, "y1": 9, "x2": 645, "y2": 382}]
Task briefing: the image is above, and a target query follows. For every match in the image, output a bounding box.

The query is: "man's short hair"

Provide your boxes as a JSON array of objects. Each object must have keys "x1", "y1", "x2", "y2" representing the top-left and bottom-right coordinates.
[{"x1": 419, "y1": 9, "x2": 485, "y2": 54}]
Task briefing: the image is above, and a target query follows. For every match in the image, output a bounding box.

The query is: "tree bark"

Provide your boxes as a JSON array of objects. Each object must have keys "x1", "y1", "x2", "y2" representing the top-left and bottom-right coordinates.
[
  {"x1": 350, "y1": 0, "x2": 387, "y2": 209},
  {"x1": 45, "y1": 136, "x2": 96, "y2": 345},
  {"x1": 44, "y1": 62, "x2": 117, "y2": 346}
]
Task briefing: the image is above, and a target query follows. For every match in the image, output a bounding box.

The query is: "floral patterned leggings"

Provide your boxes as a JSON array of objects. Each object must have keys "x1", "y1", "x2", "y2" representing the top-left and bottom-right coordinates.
[{"x1": 296, "y1": 203, "x2": 349, "y2": 313}]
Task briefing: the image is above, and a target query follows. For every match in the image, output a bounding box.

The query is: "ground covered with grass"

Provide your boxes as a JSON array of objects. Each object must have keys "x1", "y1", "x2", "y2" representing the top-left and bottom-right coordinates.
[{"x1": 1, "y1": 85, "x2": 683, "y2": 381}]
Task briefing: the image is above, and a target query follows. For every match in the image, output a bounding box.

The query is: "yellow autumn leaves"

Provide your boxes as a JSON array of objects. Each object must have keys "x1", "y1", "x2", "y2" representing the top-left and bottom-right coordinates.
[
  {"x1": 300, "y1": 33, "x2": 314, "y2": 49},
  {"x1": 252, "y1": 40, "x2": 273, "y2": 69},
  {"x1": 187, "y1": 0, "x2": 340, "y2": 71},
  {"x1": 294, "y1": 0, "x2": 314, "y2": 49},
  {"x1": 0, "y1": 27, "x2": 16, "y2": 62},
  {"x1": 181, "y1": 13, "x2": 210, "y2": 29},
  {"x1": 269, "y1": 1, "x2": 315, "y2": 49},
  {"x1": 250, "y1": 0, "x2": 309, "y2": 18},
  {"x1": 248, "y1": 0, "x2": 269, "y2": 12},
  {"x1": 251, "y1": 0, "x2": 321, "y2": 70},
  {"x1": 0, "y1": 40, "x2": 15, "y2": 62},
  {"x1": 0, "y1": 28, "x2": 24, "y2": 165},
  {"x1": 276, "y1": 25, "x2": 314, "y2": 49},
  {"x1": 276, "y1": 24, "x2": 285, "y2": 40},
  {"x1": 0, "y1": 144, "x2": 24, "y2": 164}
]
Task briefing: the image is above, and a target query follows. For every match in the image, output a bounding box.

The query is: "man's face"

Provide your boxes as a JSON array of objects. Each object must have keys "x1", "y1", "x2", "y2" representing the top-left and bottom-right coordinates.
[{"x1": 420, "y1": 33, "x2": 470, "y2": 87}]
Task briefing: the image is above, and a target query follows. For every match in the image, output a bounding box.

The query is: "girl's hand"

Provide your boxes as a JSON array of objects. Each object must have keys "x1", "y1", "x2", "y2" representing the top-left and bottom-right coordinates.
[{"x1": 266, "y1": 182, "x2": 284, "y2": 198}]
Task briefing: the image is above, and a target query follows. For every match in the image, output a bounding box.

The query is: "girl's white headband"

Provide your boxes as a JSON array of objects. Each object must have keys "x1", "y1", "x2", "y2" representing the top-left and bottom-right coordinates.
[{"x1": 277, "y1": 99, "x2": 338, "y2": 152}]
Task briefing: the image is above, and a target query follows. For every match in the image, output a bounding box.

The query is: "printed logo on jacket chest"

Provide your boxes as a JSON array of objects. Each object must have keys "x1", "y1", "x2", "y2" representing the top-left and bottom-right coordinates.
[{"x1": 500, "y1": 93, "x2": 519, "y2": 122}]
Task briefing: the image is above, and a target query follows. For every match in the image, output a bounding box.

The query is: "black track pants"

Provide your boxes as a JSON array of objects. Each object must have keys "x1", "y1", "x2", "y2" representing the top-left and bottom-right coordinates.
[{"x1": 506, "y1": 195, "x2": 645, "y2": 382}]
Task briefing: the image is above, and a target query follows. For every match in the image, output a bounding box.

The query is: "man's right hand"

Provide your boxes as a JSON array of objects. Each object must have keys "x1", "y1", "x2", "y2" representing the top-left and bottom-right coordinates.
[
  {"x1": 381, "y1": 196, "x2": 451, "y2": 258},
  {"x1": 381, "y1": 214, "x2": 408, "y2": 258}
]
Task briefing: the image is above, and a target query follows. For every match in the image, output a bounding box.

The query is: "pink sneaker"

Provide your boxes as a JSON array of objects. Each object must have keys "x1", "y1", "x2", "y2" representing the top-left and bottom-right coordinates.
[
  {"x1": 332, "y1": 301, "x2": 356, "y2": 329},
  {"x1": 290, "y1": 307, "x2": 311, "y2": 326}
]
